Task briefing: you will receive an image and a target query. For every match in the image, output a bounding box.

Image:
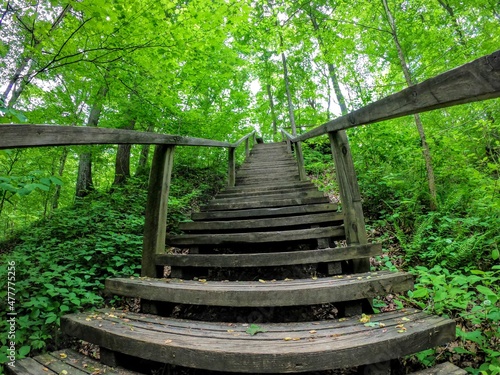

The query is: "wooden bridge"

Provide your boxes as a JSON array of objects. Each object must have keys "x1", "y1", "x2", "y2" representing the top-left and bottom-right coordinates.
[{"x1": 3, "y1": 50, "x2": 500, "y2": 375}]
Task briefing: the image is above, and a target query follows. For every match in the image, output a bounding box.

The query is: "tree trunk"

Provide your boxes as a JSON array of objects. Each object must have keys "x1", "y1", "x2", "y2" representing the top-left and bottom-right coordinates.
[
  {"x1": 266, "y1": 83, "x2": 278, "y2": 135},
  {"x1": 112, "y1": 118, "x2": 136, "y2": 186},
  {"x1": 436, "y1": 0, "x2": 465, "y2": 45},
  {"x1": 382, "y1": 0, "x2": 438, "y2": 210},
  {"x1": 280, "y1": 34, "x2": 306, "y2": 180},
  {"x1": 309, "y1": 12, "x2": 348, "y2": 116},
  {"x1": 3, "y1": 4, "x2": 71, "y2": 107},
  {"x1": 75, "y1": 83, "x2": 109, "y2": 198},
  {"x1": 135, "y1": 124, "x2": 154, "y2": 177},
  {"x1": 52, "y1": 147, "x2": 68, "y2": 210}
]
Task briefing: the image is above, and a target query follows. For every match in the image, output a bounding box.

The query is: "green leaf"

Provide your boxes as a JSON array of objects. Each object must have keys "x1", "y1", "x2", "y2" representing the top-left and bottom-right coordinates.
[
  {"x1": 492, "y1": 249, "x2": 499, "y2": 261},
  {"x1": 18, "y1": 346, "x2": 31, "y2": 357},
  {"x1": 246, "y1": 324, "x2": 266, "y2": 335},
  {"x1": 476, "y1": 285, "x2": 496, "y2": 297},
  {"x1": 410, "y1": 288, "x2": 428, "y2": 298}
]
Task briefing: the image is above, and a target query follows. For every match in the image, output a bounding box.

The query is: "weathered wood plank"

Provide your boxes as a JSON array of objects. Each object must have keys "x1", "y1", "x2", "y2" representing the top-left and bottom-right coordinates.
[
  {"x1": 410, "y1": 362, "x2": 467, "y2": 375},
  {"x1": 51, "y1": 349, "x2": 140, "y2": 375},
  {"x1": 294, "y1": 50, "x2": 500, "y2": 142},
  {"x1": 0, "y1": 124, "x2": 233, "y2": 149},
  {"x1": 191, "y1": 202, "x2": 338, "y2": 220},
  {"x1": 180, "y1": 212, "x2": 342, "y2": 231},
  {"x1": 34, "y1": 353, "x2": 89, "y2": 375},
  {"x1": 105, "y1": 270, "x2": 413, "y2": 306},
  {"x1": 329, "y1": 131, "x2": 370, "y2": 273},
  {"x1": 228, "y1": 147, "x2": 236, "y2": 187},
  {"x1": 141, "y1": 145, "x2": 175, "y2": 277},
  {"x1": 4, "y1": 349, "x2": 143, "y2": 375},
  {"x1": 202, "y1": 196, "x2": 329, "y2": 211},
  {"x1": 5, "y1": 358, "x2": 58, "y2": 375},
  {"x1": 218, "y1": 186, "x2": 320, "y2": 198},
  {"x1": 224, "y1": 180, "x2": 314, "y2": 191},
  {"x1": 167, "y1": 226, "x2": 344, "y2": 246},
  {"x1": 61, "y1": 307, "x2": 454, "y2": 373},
  {"x1": 157, "y1": 243, "x2": 381, "y2": 267},
  {"x1": 232, "y1": 130, "x2": 255, "y2": 147}
]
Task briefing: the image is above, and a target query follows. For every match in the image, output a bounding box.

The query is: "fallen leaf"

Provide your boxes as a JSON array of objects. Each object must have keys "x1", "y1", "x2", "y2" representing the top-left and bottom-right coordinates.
[
  {"x1": 401, "y1": 317, "x2": 410, "y2": 322},
  {"x1": 227, "y1": 329, "x2": 235, "y2": 333},
  {"x1": 309, "y1": 330, "x2": 317, "y2": 334},
  {"x1": 198, "y1": 279, "x2": 207, "y2": 283},
  {"x1": 60, "y1": 371, "x2": 68, "y2": 375},
  {"x1": 258, "y1": 279, "x2": 266, "y2": 283},
  {"x1": 59, "y1": 353, "x2": 67, "y2": 359},
  {"x1": 165, "y1": 340, "x2": 173, "y2": 344},
  {"x1": 292, "y1": 337, "x2": 300, "y2": 341},
  {"x1": 283, "y1": 337, "x2": 292, "y2": 341},
  {"x1": 359, "y1": 314, "x2": 371, "y2": 323}
]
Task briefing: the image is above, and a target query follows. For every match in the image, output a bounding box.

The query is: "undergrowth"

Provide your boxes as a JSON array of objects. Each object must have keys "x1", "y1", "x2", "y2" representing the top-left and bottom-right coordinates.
[{"x1": 0, "y1": 165, "x2": 225, "y2": 372}]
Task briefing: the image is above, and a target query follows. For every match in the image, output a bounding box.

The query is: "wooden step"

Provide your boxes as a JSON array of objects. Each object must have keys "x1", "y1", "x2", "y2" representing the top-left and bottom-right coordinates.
[
  {"x1": 213, "y1": 190, "x2": 325, "y2": 202},
  {"x1": 202, "y1": 196, "x2": 330, "y2": 211},
  {"x1": 241, "y1": 160, "x2": 297, "y2": 168},
  {"x1": 191, "y1": 203, "x2": 338, "y2": 220},
  {"x1": 218, "y1": 186, "x2": 320, "y2": 198},
  {"x1": 105, "y1": 271, "x2": 412, "y2": 306},
  {"x1": 5, "y1": 349, "x2": 140, "y2": 375},
  {"x1": 158, "y1": 244, "x2": 381, "y2": 267},
  {"x1": 224, "y1": 180, "x2": 314, "y2": 191},
  {"x1": 236, "y1": 169, "x2": 298, "y2": 178},
  {"x1": 180, "y1": 212, "x2": 343, "y2": 232},
  {"x1": 236, "y1": 174, "x2": 300, "y2": 183},
  {"x1": 410, "y1": 362, "x2": 467, "y2": 375},
  {"x1": 61, "y1": 308, "x2": 455, "y2": 373},
  {"x1": 167, "y1": 226, "x2": 344, "y2": 246}
]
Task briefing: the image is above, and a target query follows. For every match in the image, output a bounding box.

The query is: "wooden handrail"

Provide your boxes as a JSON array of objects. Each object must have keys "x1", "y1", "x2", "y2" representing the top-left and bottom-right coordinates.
[
  {"x1": 291, "y1": 50, "x2": 500, "y2": 143},
  {"x1": 231, "y1": 130, "x2": 255, "y2": 147},
  {"x1": 0, "y1": 124, "x2": 233, "y2": 149}
]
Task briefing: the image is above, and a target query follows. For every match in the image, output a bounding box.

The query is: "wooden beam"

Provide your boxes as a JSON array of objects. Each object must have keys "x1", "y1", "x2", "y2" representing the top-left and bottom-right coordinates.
[
  {"x1": 141, "y1": 145, "x2": 175, "y2": 277},
  {"x1": 0, "y1": 125, "x2": 232, "y2": 149},
  {"x1": 295, "y1": 50, "x2": 500, "y2": 142},
  {"x1": 231, "y1": 130, "x2": 255, "y2": 147},
  {"x1": 329, "y1": 131, "x2": 370, "y2": 273},
  {"x1": 228, "y1": 147, "x2": 236, "y2": 187}
]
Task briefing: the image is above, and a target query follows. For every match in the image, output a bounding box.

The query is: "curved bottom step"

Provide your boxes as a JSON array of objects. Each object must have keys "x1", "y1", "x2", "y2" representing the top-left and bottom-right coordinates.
[{"x1": 61, "y1": 308, "x2": 455, "y2": 374}]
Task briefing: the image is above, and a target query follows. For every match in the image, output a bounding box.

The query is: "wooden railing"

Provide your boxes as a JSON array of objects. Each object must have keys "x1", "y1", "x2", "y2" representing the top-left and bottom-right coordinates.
[
  {"x1": 281, "y1": 49, "x2": 500, "y2": 273},
  {"x1": 0, "y1": 125, "x2": 257, "y2": 277}
]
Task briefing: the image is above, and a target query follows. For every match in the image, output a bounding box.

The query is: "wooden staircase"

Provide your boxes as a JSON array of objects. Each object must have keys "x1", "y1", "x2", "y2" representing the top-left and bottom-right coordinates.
[{"x1": 8, "y1": 142, "x2": 461, "y2": 375}]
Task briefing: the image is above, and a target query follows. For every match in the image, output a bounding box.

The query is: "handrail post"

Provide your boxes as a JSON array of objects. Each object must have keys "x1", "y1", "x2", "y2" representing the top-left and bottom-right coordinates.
[
  {"x1": 142, "y1": 144, "x2": 175, "y2": 278},
  {"x1": 228, "y1": 147, "x2": 236, "y2": 187},
  {"x1": 252, "y1": 131, "x2": 257, "y2": 145},
  {"x1": 294, "y1": 141, "x2": 306, "y2": 180},
  {"x1": 328, "y1": 130, "x2": 369, "y2": 273},
  {"x1": 245, "y1": 137, "x2": 250, "y2": 158}
]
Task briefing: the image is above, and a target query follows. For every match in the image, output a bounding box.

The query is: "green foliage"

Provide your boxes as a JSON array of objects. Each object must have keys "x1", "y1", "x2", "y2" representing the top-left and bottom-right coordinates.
[
  {"x1": 0, "y1": 166, "x2": 224, "y2": 365},
  {"x1": 406, "y1": 265, "x2": 500, "y2": 373}
]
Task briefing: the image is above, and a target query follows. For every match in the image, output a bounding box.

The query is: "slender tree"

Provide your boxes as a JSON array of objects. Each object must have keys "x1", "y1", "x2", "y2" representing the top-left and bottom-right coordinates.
[{"x1": 382, "y1": 0, "x2": 438, "y2": 210}]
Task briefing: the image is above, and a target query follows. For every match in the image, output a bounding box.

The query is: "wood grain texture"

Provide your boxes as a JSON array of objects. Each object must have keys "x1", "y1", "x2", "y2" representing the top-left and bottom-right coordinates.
[
  {"x1": 191, "y1": 202, "x2": 338, "y2": 220},
  {"x1": 228, "y1": 147, "x2": 236, "y2": 187},
  {"x1": 410, "y1": 362, "x2": 467, "y2": 375},
  {"x1": 167, "y1": 226, "x2": 345, "y2": 246},
  {"x1": 105, "y1": 270, "x2": 412, "y2": 306},
  {"x1": 180, "y1": 212, "x2": 343, "y2": 231},
  {"x1": 231, "y1": 130, "x2": 255, "y2": 147},
  {"x1": 210, "y1": 189, "x2": 325, "y2": 203},
  {"x1": 294, "y1": 50, "x2": 500, "y2": 142},
  {"x1": 329, "y1": 131, "x2": 370, "y2": 273},
  {"x1": 157, "y1": 244, "x2": 382, "y2": 267},
  {"x1": 0, "y1": 124, "x2": 233, "y2": 149},
  {"x1": 61, "y1": 308, "x2": 455, "y2": 373},
  {"x1": 6, "y1": 350, "x2": 140, "y2": 375},
  {"x1": 202, "y1": 196, "x2": 330, "y2": 211},
  {"x1": 5, "y1": 358, "x2": 58, "y2": 375},
  {"x1": 141, "y1": 145, "x2": 175, "y2": 277}
]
